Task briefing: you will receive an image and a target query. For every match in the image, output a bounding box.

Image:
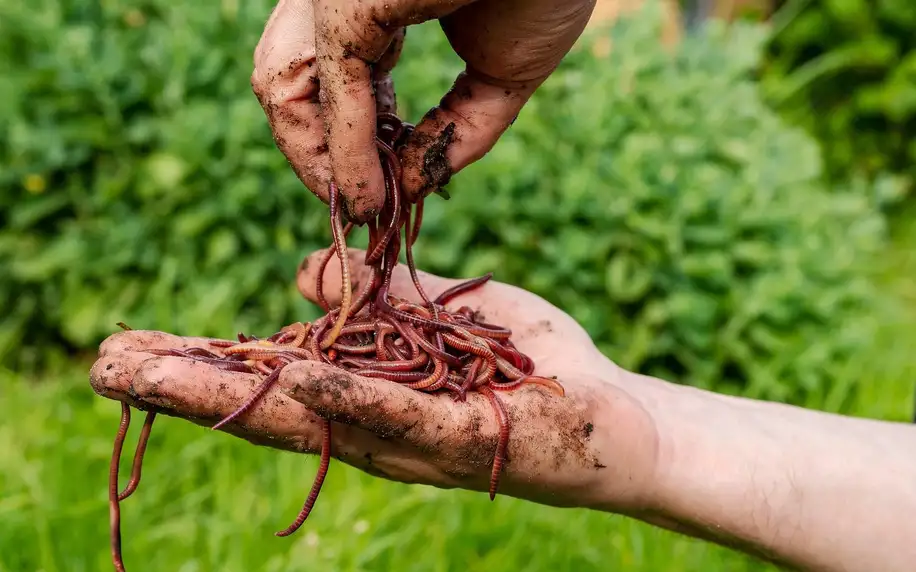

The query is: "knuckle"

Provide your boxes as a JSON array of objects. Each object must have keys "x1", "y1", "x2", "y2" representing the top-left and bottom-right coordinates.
[
  {"x1": 253, "y1": 59, "x2": 320, "y2": 107},
  {"x1": 316, "y1": 1, "x2": 387, "y2": 61}
]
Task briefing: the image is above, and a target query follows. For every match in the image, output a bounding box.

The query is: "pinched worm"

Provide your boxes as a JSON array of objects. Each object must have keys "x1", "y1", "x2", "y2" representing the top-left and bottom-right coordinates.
[
  {"x1": 321, "y1": 183, "x2": 352, "y2": 350},
  {"x1": 107, "y1": 113, "x2": 566, "y2": 570},
  {"x1": 315, "y1": 223, "x2": 354, "y2": 313}
]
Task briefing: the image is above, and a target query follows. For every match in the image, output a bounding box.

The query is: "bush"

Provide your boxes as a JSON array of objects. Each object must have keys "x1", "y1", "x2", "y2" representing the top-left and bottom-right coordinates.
[
  {"x1": 0, "y1": 0, "x2": 892, "y2": 405},
  {"x1": 760, "y1": 0, "x2": 916, "y2": 193},
  {"x1": 399, "y1": 3, "x2": 891, "y2": 403},
  {"x1": 0, "y1": 0, "x2": 328, "y2": 371}
]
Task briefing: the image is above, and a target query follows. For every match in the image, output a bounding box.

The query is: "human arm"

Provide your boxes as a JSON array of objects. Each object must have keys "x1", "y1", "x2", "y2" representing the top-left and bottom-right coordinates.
[
  {"x1": 89, "y1": 249, "x2": 916, "y2": 571},
  {"x1": 621, "y1": 372, "x2": 916, "y2": 572},
  {"x1": 250, "y1": 0, "x2": 596, "y2": 221}
]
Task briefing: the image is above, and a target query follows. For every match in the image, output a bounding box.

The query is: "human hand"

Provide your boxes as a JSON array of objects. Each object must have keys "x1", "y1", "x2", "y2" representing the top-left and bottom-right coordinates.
[
  {"x1": 90, "y1": 248, "x2": 660, "y2": 514},
  {"x1": 250, "y1": 0, "x2": 597, "y2": 222}
]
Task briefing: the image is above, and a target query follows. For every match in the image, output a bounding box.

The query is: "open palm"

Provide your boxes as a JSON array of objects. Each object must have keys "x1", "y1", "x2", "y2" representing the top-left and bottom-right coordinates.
[{"x1": 90, "y1": 248, "x2": 660, "y2": 519}]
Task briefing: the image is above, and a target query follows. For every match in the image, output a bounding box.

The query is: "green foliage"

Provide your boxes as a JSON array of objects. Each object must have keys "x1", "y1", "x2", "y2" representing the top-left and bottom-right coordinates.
[
  {"x1": 399, "y1": 5, "x2": 891, "y2": 404},
  {"x1": 760, "y1": 0, "x2": 916, "y2": 192},
  {"x1": 0, "y1": 0, "x2": 330, "y2": 370},
  {"x1": 0, "y1": 0, "x2": 893, "y2": 405}
]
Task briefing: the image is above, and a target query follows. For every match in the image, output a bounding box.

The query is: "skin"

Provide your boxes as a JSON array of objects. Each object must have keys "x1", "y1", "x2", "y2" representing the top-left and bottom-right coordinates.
[
  {"x1": 91, "y1": 249, "x2": 916, "y2": 572},
  {"x1": 250, "y1": 0, "x2": 597, "y2": 221}
]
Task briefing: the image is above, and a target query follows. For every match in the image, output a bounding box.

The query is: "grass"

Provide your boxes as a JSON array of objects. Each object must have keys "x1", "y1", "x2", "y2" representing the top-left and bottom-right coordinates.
[
  {"x1": 1, "y1": 216, "x2": 912, "y2": 572},
  {"x1": 0, "y1": 363, "x2": 782, "y2": 572}
]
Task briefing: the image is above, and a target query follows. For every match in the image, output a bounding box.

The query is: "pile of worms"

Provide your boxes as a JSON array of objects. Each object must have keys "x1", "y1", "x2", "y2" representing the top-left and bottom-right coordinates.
[{"x1": 105, "y1": 113, "x2": 565, "y2": 571}]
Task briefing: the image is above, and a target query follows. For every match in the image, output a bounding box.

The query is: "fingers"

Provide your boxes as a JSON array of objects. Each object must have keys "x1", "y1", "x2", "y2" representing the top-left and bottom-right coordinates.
[
  {"x1": 98, "y1": 330, "x2": 222, "y2": 358},
  {"x1": 312, "y1": 1, "x2": 390, "y2": 222},
  {"x1": 251, "y1": 0, "x2": 331, "y2": 203},
  {"x1": 296, "y1": 247, "x2": 459, "y2": 307},
  {"x1": 251, "y1": 1, "x2": 404, "y2": 210},
  {"x1": 90, "y1": 351, "x2": 160, "y2": 406},
  {"x1": 399, "y1": 71, "x2": 537, "y2": 201},
  {"x1": 397, "y1": 0, "x2": 596, "y2": 201},
  {"x1": 127, "y1": 356, "x2": 322, "y2": 453},
  {"x1": 91, "y1": 330, "x2": 228, "y2": 403},
  {"x1": 312, "y1": 0, "x2": 475, "y2": 222},
  {"x1": 91, "y1": 330, "x2": 323, "y2": 452},
  {"x1": 278, "y1": 360, "x2": 500, "y2": 464}
]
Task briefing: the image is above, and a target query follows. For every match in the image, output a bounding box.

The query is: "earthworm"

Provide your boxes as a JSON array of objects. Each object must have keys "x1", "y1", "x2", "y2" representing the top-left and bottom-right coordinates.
[
  {"x1": 211, "y1": 363, "x2": 285, "y2": 432},
  {"x1": 274, "y1": 417, "x2": 331, "y2": 537},
  {"x1": 355, "y1": 369, "x2": 429, "y2": 382},
  {"x1": 109, "y1": 403, "x2": 130, "y2": 572},
  {"x1": 117, "y1": 411, "x2": 157, "y2": 501},
  {"x1": 490, "y1": 375, "x2": 566, "y2": 397},
  {"x1": 433, "y1": 273, "x2": 493, "y2": 306},
  {"x1": 408, "y1": 200, "x2": 423, "y2": 248},
  {"x1": 456, "y1": 358, "x2": 483, "y2": 402},
  {"x1": 279, "y1": 322, "x2": 308, "y2": 347},
  {"x1": 315, "y1": 222, "x2": 354, "y2": 313},
  {"x1": 109, "y1": 404, "x2": 158, "y2": 571},
  {"x1": 320, "y1": 183, "x2": 352, "y2": 349},
  {"x1": 478, "y1": 386, "x2": 510, "y2": 501},
  {"x1": 143, "y1": 348, "x2": 256, "y2": 373}
]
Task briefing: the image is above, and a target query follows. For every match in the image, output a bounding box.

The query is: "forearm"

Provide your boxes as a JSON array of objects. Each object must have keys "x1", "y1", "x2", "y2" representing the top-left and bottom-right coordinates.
[{"x1": 629, "y1": 372, "x2": 916, "y2": 572}]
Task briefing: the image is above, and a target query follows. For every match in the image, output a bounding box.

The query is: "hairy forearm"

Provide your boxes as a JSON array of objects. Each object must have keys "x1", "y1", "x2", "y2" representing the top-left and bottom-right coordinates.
[{"x1": 629, "y1": 372, "x2": 916, "y2": 572}]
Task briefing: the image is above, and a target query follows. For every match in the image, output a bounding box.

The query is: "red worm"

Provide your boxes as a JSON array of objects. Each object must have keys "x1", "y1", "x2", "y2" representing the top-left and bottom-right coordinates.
[
  {"x1": 456, "y1": 358, "x2": 482, "y2": 403},
  {"x1": 315, "y1": 221, "x2": 355, "y2": 313},
  {"x1": 478, "y1": 386, "x2": 510, "y2": 500},
  {"x1": 117, "y1": 411, "x2": 157, "y2": 501},
  {"x1": 109, "y1": 403, "x2": 131, "y2": 572},
  {"x1": 490, "y1": 376, "x2": 566, "y2": 397},
  {"x1": 355, "y1": 370, "x2": 428, "y2": 382},
  {"x1": 144, "y1": 349, "x2": 256, "y2": 374},
  {"x1": 433, "y1": 273, "x2": 494, "y2": 306},
  {"x1": 211, "y1": 365, "x2": 284, "y2": 431},
  {"x1": 275, "y1": 418, "x2": 332, "y2": 537}
]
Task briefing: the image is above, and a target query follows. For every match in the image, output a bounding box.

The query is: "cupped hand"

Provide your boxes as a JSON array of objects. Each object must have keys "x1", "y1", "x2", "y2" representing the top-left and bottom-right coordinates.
[
  {"x1": 90, "y1": 249, "x2": 660, "y2": 514},
  {"x1": 251, "y1": 0, "x2": 597, "y2": 222}
]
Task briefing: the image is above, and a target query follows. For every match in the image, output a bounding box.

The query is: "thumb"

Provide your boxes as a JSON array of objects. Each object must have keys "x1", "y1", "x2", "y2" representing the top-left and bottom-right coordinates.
[
  {"x1": 296, "y1": 247, "x2": 461, "y2": 308},
  {"x1": 398, "y1": 71, "x2": 538, "y2": 202},
  {"x1": 278, "y1": 360, "x2": 500, "y2": 459}
]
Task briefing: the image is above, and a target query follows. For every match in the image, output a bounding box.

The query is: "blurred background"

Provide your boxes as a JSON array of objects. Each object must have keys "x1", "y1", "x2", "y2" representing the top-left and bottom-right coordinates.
[{"x1": 1, "y1": 0, "x2": 914, "y2": 570}]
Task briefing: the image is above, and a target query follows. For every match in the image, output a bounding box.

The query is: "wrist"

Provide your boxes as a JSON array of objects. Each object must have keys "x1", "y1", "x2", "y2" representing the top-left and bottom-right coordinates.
[
  {"x1": 594, "y1": 370, "x2": 821, "y2": 567},
  {"x1": 567, "y1": 363, "x2": 670, "y2": 514},
  {"x1": 629, "y1": 374, "x2": 797, "y2": 563},
  {"x1": 621, "y1": 370, "x2": 916, "y2": 572}
]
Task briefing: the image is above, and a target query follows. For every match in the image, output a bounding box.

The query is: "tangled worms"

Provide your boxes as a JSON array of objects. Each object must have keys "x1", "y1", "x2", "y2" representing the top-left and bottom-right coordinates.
[{"x1": 106, "y1": 113, "x2": 565, "y2": 571}]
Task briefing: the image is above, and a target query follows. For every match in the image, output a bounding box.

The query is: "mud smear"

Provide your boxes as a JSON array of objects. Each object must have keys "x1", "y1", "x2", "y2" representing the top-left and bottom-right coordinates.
[
  {"x1": 421, "y1": 122, "x2": 457, "y2": 192},
  {"x1": 292, "y1": 371, "x2": 423, "y2": 443},
  {"x1": 523, "y1": 320, "x2": 554, "y2": 340}
]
